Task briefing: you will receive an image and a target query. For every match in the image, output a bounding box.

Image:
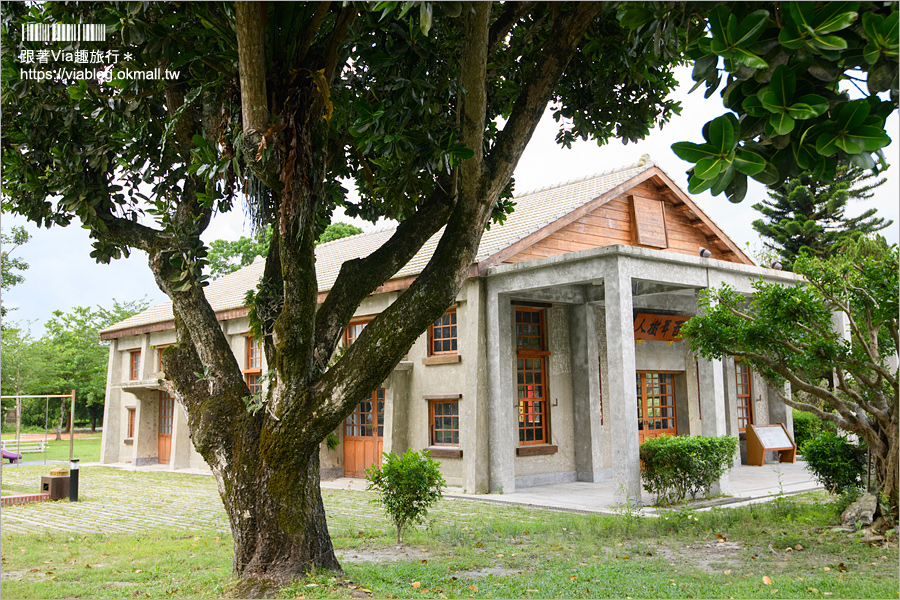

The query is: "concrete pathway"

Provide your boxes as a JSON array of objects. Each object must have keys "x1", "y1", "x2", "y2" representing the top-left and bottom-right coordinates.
[{"x1": 322, "y1": 458, "x2": 822, "y2": 515}]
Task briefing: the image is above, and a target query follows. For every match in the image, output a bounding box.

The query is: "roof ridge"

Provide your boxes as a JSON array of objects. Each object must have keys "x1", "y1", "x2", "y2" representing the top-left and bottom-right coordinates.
[{"x1": 512, "y1": 158, "x2": 655, "y2": 199}]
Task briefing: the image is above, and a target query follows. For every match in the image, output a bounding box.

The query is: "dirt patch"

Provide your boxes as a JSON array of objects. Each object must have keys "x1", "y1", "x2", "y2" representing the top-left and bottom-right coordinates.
[
  {"x1": 655, "y1": 540, "x2": 744, "y2": 573},
  {"x1": 337, "y1": 545, "x2": 429, "y2": 564}
]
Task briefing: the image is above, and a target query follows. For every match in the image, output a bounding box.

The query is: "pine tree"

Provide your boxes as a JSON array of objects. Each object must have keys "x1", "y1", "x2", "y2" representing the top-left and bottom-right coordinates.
[{"x1": 752, "y1": 167, "x2": 892, "y2": 270}]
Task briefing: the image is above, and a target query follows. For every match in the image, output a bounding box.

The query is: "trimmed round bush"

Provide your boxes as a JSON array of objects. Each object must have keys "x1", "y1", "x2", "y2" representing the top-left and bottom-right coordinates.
[
  {"x1": 639, "y1": 435, "x2": 739, "y2": 505},
  {"x1": 801, "y1": 432, "x2": 866, "y2": 493}
]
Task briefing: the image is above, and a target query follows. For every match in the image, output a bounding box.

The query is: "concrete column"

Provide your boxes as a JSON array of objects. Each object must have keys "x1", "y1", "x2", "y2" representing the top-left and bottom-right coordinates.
[
  {"x1": 569, "y1": 300, "x2": 603, "y2": 482},
  {"x1": 383, "y1": 369, "x2": 410, "y2": 455},
  {"x1": 132, "y1": 391, "x2": 159, "y2": 467},
  {"x1": 99, "y1": 339, "x2": 120, "y2": 464},
  {"x1": 697, "y1": 356, "x2": 730, "y2": 494},
  {"x1": 723, "y1": 358, "x2": 741, "y2": 466},
  {"x1": 723, "y1": 358, "x2": 740, "y2": 436},
  {"x1": 462, "y1": 279, "x2": 490, "y2": 493},
  {"x1": 138, "y1": 334, "x2": 153, "y2": 380},
  {"x1": 169, "y1": 400, "x2": 190, "y2": 470},
  {"x1": 603, "y1": 260, "x2": 641, "y2": 504},
  {"x1": 487, "y1": 291, "x2": 516, "y2": 493}
]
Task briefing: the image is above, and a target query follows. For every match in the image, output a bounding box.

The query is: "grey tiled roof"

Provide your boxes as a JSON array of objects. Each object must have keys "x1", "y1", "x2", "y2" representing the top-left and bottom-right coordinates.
[{"x1": 101, "y1": 161, "x2": 658, "y2": 335}]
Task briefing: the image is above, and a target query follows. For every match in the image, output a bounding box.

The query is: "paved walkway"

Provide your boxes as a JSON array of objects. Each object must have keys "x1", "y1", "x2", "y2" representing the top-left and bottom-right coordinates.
[{"x1": 323, "y1": 458, "x2": 821, "y2": 515}]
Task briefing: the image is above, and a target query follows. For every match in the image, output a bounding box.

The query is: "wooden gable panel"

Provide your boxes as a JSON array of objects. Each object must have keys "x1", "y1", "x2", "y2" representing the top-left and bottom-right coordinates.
[
  {"x1": 504, "y1": 196, "x2": 635, "y2": 264},
  {"x1": 503, "y1": 182, "x2": 745, "y2": 265}
]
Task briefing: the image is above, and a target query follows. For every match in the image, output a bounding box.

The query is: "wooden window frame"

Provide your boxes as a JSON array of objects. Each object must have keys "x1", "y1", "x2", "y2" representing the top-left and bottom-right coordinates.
[
  {"x1": 636, "y1": 371, "x2": 677, "y2": 443},
  {"x1": 735, "y1": 360, "x2": 754, "y2": 432},
  {"x1": 428, "y1": 308, "x2": 458, "y2": 356},
  {"x1": 154, "y1": 344, "x2": 173, "y2": 373},
  {"x1": 243, "y1": 336, "x2": 262, "y2": 392},
  {"x1": 129, "y1": 350, "x2": 141, "y2": 381},
  {"x1": 126, "y1": 407, "x2": 136, "y2": 439},
  {"x1": 428, "y1": 397, "x2": 461, "y2": 447},
  {"x1": 158, "y1": 390, "x2": 174, "y2": 436},
  {"x1": 345, "y1": 318, "x2": 371, "y2": 347},
  {"x1": 515, "y1": 307, "x2": 552, "y2": 447}
]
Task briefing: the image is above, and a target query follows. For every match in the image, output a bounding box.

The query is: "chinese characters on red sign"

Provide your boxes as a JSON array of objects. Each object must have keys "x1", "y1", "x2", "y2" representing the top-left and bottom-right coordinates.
[{"x1": 633, "y1": 313, "x2": 691, "y2": 342}]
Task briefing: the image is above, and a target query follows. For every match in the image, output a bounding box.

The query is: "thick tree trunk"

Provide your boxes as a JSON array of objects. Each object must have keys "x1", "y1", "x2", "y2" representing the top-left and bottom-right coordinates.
[{"x1": 216, "y1": 447, "x2": 339, "y2": 589}]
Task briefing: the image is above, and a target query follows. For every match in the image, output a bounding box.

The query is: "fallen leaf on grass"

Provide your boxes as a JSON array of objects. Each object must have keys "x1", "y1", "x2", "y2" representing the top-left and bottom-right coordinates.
[
  {"x1": 411, "y1": 582, "x2": 421, "y2": 589},
  {"x1": 724, "y1": 570, "x2": 732, "y2": 575},
  {"x1": 808, "y1": 588, "x2": 819, "y2": 594},
  {"x1": 822, "y1": 567, "x2": 831, "y2": 572},
  {"x1": 794, "y1": 544, "x2": 803, "y2": 550},
  {"x1": 570, "y1": 575, "x2": 577, "y2": 581},
  {"x1": 762, "y1": 576, "x2": 772, "y2": 585}
]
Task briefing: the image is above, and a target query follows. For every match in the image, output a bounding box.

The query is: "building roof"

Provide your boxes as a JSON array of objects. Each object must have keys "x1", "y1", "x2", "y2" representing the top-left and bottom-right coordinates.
[{"x1": 100, "y1": 159, "x2": 737, "y2": 337}]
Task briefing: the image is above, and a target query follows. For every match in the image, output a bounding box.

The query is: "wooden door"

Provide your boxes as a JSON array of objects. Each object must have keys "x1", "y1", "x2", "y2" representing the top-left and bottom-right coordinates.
[
  {"x1": 158, "y1": 390, "x2": 174, "y2": 464},
  {"x1": 343, "y1": 389, "x2": 384, "y2": 478},
  {"x1": 636, "y1": 372, "x2": 676, "y2": 443}
]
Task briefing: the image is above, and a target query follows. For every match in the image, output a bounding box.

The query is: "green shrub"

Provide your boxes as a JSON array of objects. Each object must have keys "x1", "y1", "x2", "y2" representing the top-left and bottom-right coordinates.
[
  {"x1": 640, "y1": 435, "x2": 739, "y2": 505},
  {"x1": 801, "y1": 432, "x2": 866, "y2": 493},
  {"x1": 366, "y1": 449, "x2": 446, "y2": 543},
  {"x1": 792, "y1": 409, "x2": 838, "y2": 449}
]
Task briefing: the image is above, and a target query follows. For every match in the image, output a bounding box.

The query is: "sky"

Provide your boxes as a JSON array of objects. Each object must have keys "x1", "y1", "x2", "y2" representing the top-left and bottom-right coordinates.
[{"x1": 3, "y1": 66, "x2": 898, "y2": 335}]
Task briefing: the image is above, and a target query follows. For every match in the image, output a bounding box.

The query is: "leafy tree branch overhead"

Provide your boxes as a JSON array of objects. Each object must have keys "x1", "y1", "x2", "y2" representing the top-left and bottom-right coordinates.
[{"x1": 620, "y1": 1, "x2": 898, "y2": 202}]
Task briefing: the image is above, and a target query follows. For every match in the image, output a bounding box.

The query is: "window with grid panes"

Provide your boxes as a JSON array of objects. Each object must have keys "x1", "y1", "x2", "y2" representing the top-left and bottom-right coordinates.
[
  {"x1": 159, "y1": 390, "x2": 174, "y2": 435},
  {"x1": 429, "y1": 310, "x2": 458, "y2": 355},
  {"x1": 735, "y1": 361, "x2": 754, "y2": 432},
  {"x1": 244, "y1": 336, "x2": 262, "y2": 392},
  {"x1": 636, "y1": 372, "x2": 676, "y2": 443},
  {"x1": 344, "y1": 389, "x2": 384, "y2": 438},
  {"x1": 345, "y1": 321, "x2": 368, "y2": 346},
  {"x1": 126, "y1": 407, "x2": 135, "y2": 439},
  {"x1": 129, "y1": 350, "x2": 141, "y2": 380},
  {"x1": 515, "y1": 308, "x2": 550, "y2": 445},
  {"x1": 430, "y1": 400, "x2": 460, "y2": 446}
]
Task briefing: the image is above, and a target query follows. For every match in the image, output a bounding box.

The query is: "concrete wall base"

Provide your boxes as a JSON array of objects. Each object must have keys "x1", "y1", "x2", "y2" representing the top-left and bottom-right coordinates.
[
  {"x1": 516, "y1": 470, "x2": 577, "y2": 489},
  {"x1": 320, "y1": 468, "x2": 343, "y2": 481},
  {"x1": 133, "y1": 456, "x2": 158, "y2": 467},
  {"x1": 577, "y1": 468, "x2": 614, "y2": 482}
]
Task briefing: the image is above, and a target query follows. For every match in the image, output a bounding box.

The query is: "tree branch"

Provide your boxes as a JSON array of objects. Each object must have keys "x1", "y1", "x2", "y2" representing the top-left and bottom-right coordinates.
[
  {"x1": 295, "y1": 2, "x2": 332, "y2": 66},
  {"x1": 312, "y1": 179, "x2": 456, "y2": 369},
  {"x1": 236, "y1": 1, "x2": 270, "y2": 135},
  {"x1": 485, "y1": 2, "x2": 604, "y2": 193},
  {"x1": 488, "y1": 1, "x2": 538, "y2": 56}
]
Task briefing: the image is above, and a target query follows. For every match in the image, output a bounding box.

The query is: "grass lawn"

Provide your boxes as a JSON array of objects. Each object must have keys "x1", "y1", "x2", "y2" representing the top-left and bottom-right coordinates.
[
  {"x1": 2, "y1": 436, "x2": 102, "y2": 463},
  {"x1": 0, "y1": 466, "x2": 896, "y2": 599}
]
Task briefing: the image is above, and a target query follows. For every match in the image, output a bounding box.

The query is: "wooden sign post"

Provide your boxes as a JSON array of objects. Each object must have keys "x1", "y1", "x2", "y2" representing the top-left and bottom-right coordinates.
[{"x1": 746, "y1": 423, "x2": 796, "y2": 466}]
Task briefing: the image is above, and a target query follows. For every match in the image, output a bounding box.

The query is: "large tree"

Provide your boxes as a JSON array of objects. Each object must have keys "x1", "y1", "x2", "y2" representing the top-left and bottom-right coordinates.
[
  {"x1": 1, "y1": 2, "x2": 681, "y2": 587},
  {"x1": 752, "y1": 166, "x2": 891, "y2": 269},
  {"x1": 682, "y1": 236, "x2": 898, "y2": 517},
  {"x1": 2, "y1": 1, "x2": 896, "y2": 590}
]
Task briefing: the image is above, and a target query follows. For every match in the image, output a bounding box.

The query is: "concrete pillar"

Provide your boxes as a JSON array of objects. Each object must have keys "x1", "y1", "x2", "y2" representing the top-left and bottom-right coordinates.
[
  {"x1": 169, "y1": 400, "x2": 190, "y2": 470},
  {"x1": 383, "y1": 368, "x2": 410, "y2": 455},
  {"x1": 132, "y1": 391, "x2": 159, "y2": 467},
  {"x1": 722, "y1": 358, "x2": 741, "y2": 466},
  {"x1": 697, "y1": 356, "x2": 730, "y2": 494},
  {"x1": 100, "y1": 339, "x2": 120, "y2": 464},
  {"x1": 603, "y1": 261, "x2": 641, "y2": 504},
  {"x1": 138, "y1": 334, "x2": 153, "y2": 380},
  {"x1": 487, "y1": 291, "x2": 516, "y2": 493},
  {"x1": 462, "y1": 279, "x2": 490, "y2": 493},
  {"x1": 569, "y1": 300, "x2": 603, "y2": 482}
]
